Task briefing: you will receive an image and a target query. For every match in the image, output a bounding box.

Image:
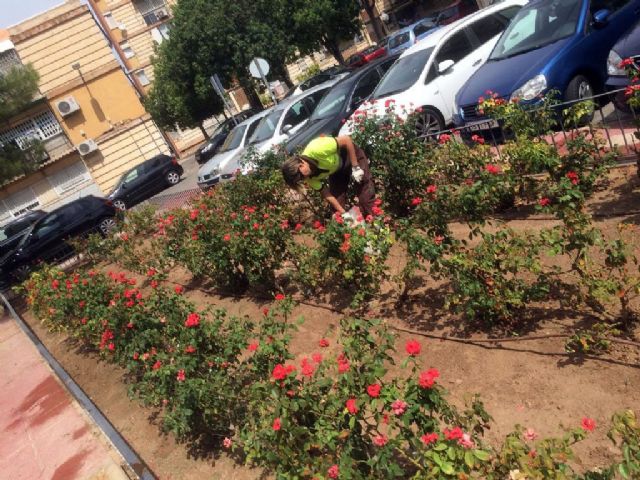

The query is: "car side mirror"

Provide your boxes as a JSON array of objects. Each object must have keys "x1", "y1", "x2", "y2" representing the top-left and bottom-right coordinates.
[
  {"x1": 282, "y1": 124, "x2": 293, "y2": 135},
  {"x1": 592, "y1": 9, "x2": 611, "y2": 28},
  {"x1": 438, "y1": 59, "x2": 454, "y2": 74}
]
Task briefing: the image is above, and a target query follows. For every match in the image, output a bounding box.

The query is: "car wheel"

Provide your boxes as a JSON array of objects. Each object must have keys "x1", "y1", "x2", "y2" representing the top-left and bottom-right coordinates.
[
  {"x1": 113, "y1": 199, "x2": 127, "y2": 211},
  {"x1": 166, "y1": 170, "x2": 181, "y2": 185},
  {"x1": 414, "y1": 107, "x2": 445, "y2": 140},
  {"x1": 99, "y1": 217, "x2": 117, "y2": 236},
  {"x1": 564, "y1": 75, "x2": 594, "y2": 125},
  {"x1": 13, "y1": 265, "x2": 31, "y2": 282}
]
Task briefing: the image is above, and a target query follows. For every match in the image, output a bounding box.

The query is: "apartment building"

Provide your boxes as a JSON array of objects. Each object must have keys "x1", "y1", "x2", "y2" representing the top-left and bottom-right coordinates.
[
  {"x1": 0, "y1": 0, "x2": 171, "y2": 225},
  {"x1": 90, "y1": 0, "x2": 250, "y2": 152}
]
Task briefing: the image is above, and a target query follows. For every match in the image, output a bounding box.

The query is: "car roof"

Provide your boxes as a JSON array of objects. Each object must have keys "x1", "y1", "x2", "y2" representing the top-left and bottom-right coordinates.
[
  {"x1": 400, "y1": 0, "x2": 527, "y2": 56},
  {"x1": 280, "y1": 79, "x2": 340, "y2": 107},
  {"x1": 234, "y1": 107, "x2": 273, "y2": 128},
  {"x1": 331, "y1": 53, "x2": 401, "y2": 89}
]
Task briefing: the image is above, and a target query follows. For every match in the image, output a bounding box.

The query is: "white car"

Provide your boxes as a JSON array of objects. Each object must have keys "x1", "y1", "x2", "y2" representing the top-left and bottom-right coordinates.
[
  {"x1": 246, "y1": 81, "x2": 337, "y2": 156},
  {"x1": 339, "y1": 0, "x2": 526, "y2": 139},
  {"x1": 197, "y1": 109, "x2": 272, "y2": 189}
]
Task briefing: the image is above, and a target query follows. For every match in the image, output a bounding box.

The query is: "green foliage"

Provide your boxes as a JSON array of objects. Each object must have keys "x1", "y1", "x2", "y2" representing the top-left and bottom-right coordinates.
[
  {"x1": 565, "y1": 322, "x2": 621, "y2": 354},
  {"x1": 444, "y1": 228, "x2": 552, "y2": 324},
  {"x1": 295, "y1": 63, "x2": 321, "y2": 83},
  {"x1": 0, "y1": 63, "x2": 40, "y2": 122}
]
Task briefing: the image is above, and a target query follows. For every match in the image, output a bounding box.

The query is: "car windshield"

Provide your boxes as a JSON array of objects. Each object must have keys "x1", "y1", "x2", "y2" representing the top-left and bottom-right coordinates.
[
  {"x1": 372, "y1": 48, "x2": 433, "y2": 99},
  {"x1": 490, "y1": 0, "x2": 582, "y2": 60},
  {"x1": 388, "y1": 32, "x2": 411, "y2": 49},
  {"x1": 309, "y1": 83, "x2": 352, "y2": 120},
  {"x1": 220, "y1": 124, "x2": 247, "y2": 152},
  {"x1": 249, "y1": 109, "x2": 283, "y2": 143}
]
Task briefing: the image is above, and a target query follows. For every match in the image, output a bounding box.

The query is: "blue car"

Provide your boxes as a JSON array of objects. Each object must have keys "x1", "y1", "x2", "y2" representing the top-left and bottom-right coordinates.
[
  {"x1": 606, "y1": 19, "x2": 640, "y2": 111},
  {"x1": 454, "y1": 0, "x2": 640, "y2": 130},
  {"x1": 386, "y1": 19, "x2": 440, "y2": 56}
]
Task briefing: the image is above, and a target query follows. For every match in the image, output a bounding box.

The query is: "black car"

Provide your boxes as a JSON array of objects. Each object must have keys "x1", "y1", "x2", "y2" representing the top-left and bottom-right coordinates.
[
  {"x1": 285, "y1": 54, "x2": 400, "y2": 154},
  {"x1": 195, "y1": 110, "x2": 255, "y2": 164},
  {"x1": 0, "y1": 196, "x2": 118, "y2": 283},
  {"x1": 108, "y1": 154, "x2": 184, "y2": 210},
  {"x1": 0, "y1": 210, "x2": 46, "y2": 260}
]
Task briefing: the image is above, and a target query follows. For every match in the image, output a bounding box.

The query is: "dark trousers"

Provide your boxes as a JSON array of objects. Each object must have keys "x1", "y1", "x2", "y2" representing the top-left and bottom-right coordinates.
[{"x1": 328, "y1": 146, "x2": 376, "y2": 218}]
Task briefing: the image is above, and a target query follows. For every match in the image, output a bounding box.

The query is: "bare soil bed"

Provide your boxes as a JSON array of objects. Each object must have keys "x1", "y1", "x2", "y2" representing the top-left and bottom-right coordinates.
[{"x1": 13, "y1": 165, "x2": 640, "y2": 479}]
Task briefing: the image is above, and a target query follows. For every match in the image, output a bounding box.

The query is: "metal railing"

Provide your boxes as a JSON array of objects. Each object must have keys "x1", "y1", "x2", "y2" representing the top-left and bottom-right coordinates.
[{"x1": 421, "y1": 88, "x2": 640, "y2": 163}]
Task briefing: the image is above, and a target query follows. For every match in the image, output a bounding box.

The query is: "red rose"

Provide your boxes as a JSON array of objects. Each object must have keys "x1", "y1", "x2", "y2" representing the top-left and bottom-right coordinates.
[
  {"x1": 319, "y1": 338, "x2": 330, "y2": 348},
  {"x1": 152, "y1": 360, "x2": 162, "y2": 370},
  {"x1": 566, "y1": 171, "x2": 579, "y2": 185},
  {"x1": 184, "y1": 345, "x2": 196, "y2": 353},
  {"x1": 438, "y1": 134, "x2": 451, "y2": 144},
  {"x1": 411, "y1": 197, "x2": 422, "y2": 207},
  {"x1": 275, "y1": 293, "x2": 285, "y2": 301},
  {"x1": 538, "y1": 197, "x2": 551, "y2": 207},
  {"x1": 484, "y1": 164, "x2": 501, "y2": 175},
  {"x1": 471, "y1": 134, "x2": 485, "y2": 144},
  {"x1": 443, "y1": 426, "x2": 463, "y2": 440},
  {"x1": 184, "y1": 312, "x2": 200, "y2": 327},
  {"x1": 426, "y1": 184, "x2": 437, "y2": 194},
  {"x1": 176, "y1": 369, "x2": 186, "y2": 382},
  {"x1": 311, "y1": 352, "x2": 323, "y2": 363},
  {"x1": 328, "y1": 465, "x2": 339, "y2": 479},
  {"x1": 581, "y1": 417, "x2": 596, "y2": 432},
  {"x1": 367, "y1": 384, "x2": 381, "y2": 398},
  {"x1": 346, "y1": 398, "x2": 358, "y2": 414},
  {"x1": 373, "y1": 434, "x2": 388, "y2": 446},
  {"x1": 51, "y1": 279, "x2": 59, "y2": 289},
  {"x1": 420, "y1": 432, "x2": 438, "y2": 445},
  {"x1": 175, "y1": 285, "x2": 184, "y2": 295},
  {"x1": 418, "y1": 368, "x2": 440, "y2": 388},
  {"x1": 247, "y1": 342, "x2": 259, "y2": 352},
  {"x1": 223, "y1": 234, "x2": 231, "y2": 242},
  {"x1": 272, "y1": 417, "x2": 281, "y2": 431},
  {"x1": 405, "y1": 339, "x2": 421, "y2": 356}
]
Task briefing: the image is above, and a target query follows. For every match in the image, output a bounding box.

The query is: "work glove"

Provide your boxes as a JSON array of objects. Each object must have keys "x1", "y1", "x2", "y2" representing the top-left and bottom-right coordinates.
[
  {"x1": 351, "y1": 166, "x2": 365, "y2": 183},
  {"x1": 341, "y1": 211, "x2": 357, "y2": 226}
]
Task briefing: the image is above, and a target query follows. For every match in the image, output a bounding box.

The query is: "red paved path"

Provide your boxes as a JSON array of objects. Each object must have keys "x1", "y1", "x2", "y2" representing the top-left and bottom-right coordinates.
[{"x1": 0, "y1": 313, "x2": 128, "y2": 480}]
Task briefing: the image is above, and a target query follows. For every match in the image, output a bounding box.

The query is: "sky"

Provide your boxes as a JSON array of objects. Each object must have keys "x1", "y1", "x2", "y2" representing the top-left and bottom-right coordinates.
[{"x1": 0, "y1": 0, "x2": 69, "y2": 29}]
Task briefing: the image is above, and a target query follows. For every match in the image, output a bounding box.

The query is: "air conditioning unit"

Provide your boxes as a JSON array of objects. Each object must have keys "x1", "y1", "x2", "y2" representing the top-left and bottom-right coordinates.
[
  {"x1": 156, "y1": 7, "x2": 169, "y2": 19},
  {"x1": 76, "y1": 139, "x2": 98, "y2": 156},
  {"x1": 56, "y1": 96, "x2": 80, "y2": 117}
]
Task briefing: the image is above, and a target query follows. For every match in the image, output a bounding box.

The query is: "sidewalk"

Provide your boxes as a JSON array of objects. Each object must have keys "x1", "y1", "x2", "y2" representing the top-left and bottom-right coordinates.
[{"x1": 0, "y1": 311, "x2": 129, "y2": 480}]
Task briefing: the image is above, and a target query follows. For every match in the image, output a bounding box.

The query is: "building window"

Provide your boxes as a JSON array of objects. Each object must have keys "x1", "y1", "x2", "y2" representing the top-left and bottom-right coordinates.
[
  {"x1": 121, "y1": 42, "x2": 135, "y2": 58},
  {"x1": 2, "y1": 188, "x2": 41, "y2": 218},
  {"x1": 136, "y1": 70, "x2": 150, "y2": 86},
  {"x1": 0, "y1": 48, "x2": 22, "y2": 76},
  {"x1": 47, "y1": 161, "x2": 92, "y2": 195},
  {"x1": 150, "y1": 24, "x2": 170, "y2": 44},
  {"x1": 134, "y1": 0, "x2": 169, "y2": 25},
  {"x1": 0, "y1": 111, "x2": 62, "y2": 150},
  {"x1": 103, "y1": 12, "x2": 118, "y2": 29}
]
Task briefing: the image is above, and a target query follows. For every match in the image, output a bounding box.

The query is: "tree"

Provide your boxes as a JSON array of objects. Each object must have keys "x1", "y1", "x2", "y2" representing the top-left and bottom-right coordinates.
[
  {"x1": 291, "y1": 0, "x2": 362, "y2": 65},
  {"x1": 0, "y1": 64, "x2": 45, "y2": 185},
  {"x1": 360, "y1": 0, "x2": 385, "y2": 43},
  {"x1": 0, "y1": 64, "x2": 40, "y2": 123}
]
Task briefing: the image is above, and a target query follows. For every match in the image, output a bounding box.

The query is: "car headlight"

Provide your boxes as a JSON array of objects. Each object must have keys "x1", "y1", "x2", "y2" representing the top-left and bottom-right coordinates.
[
  {"x1": 607, "y1": 49, "x2": 626, "y2": 76},
  {"x1": 459, "y1": 106, "x2": 464, "y2": 120},
  {"x1": 511, "y1": 74, "x2": 547, "y2": 101}
]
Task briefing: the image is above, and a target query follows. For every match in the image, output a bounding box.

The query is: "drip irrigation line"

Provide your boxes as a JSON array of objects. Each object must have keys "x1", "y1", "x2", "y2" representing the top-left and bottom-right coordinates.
[{"x1": 161, "y1": 278, "x2": 640, "y2": 350}]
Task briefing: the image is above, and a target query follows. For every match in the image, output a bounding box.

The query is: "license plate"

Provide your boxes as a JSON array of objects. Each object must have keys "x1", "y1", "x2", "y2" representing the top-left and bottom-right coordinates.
[{"x1": 467, "y1": 119, "x2": 499, "y2": 131}]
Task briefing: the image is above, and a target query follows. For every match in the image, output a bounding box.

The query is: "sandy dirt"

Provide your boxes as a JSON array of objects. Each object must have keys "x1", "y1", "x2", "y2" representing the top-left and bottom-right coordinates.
[{"x1": 13, "y1": 165, "x2": 640, "y2": 479}]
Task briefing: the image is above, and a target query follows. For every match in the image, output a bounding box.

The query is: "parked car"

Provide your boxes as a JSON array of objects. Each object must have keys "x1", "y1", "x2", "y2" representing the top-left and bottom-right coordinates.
[
  {"x1": 247, "y1": 82, "x2": 337, "y2": 156},
  {"x1": 606, "y1": 19, "x2": 640, "y2": 112},
  {"x1": 285, "y1": 54, "x2": 400, "y2": 154},
  {"x1": 386, "y1": 19, "x2": 441, "y2": 55},
  {"x1": 287, "y1": 67, "x2": 351, "y2": 98},
  {"x1": 195, "y1": 110, "x2": 255, "y2": 164},
  {"x1": 197, "y1": 109, "x2": 272, "y2": 190},
  {"x1": 0, "y1": 196, "x2": 118, "y2": 284},
  {"x1": 108, "y1": 154, "x2": 184, "y2": 210},
  {"x1": 454, "y1": 0, "x2": 640, "y2": 134},
  {"x1": 0, "y1": 210, "x2": 46, "y2": 260},
  {"x1": 434, "y1": 0, "x2": 480, "y2": 25},
  {"x1": 340, "y1": 0, "x2": 526, "y2": 138}
]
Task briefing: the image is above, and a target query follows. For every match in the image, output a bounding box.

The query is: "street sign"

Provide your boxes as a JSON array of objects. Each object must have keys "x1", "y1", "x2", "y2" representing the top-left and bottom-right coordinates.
[
  {"x1": 249, "y1": 57, "x2": 270, "y2": 79},
  {"x1": 248, "y1": 57, "x2": 277, "y2": 105}
]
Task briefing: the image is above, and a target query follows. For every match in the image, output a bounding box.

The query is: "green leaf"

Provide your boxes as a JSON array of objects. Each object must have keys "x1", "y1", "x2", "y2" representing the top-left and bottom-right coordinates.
[
  {"x1": 464, "y1": 450, "x2": 475, "y2": 468},
  {"x1": 441, "y1": 461, "x2": 455, "y2": 475},
  {"x1": 473, "y1": 449, "x2": 490, "y2": 461},
  {"x1": 619, "y1": 463, "x2": 630, "y2": 478}
]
